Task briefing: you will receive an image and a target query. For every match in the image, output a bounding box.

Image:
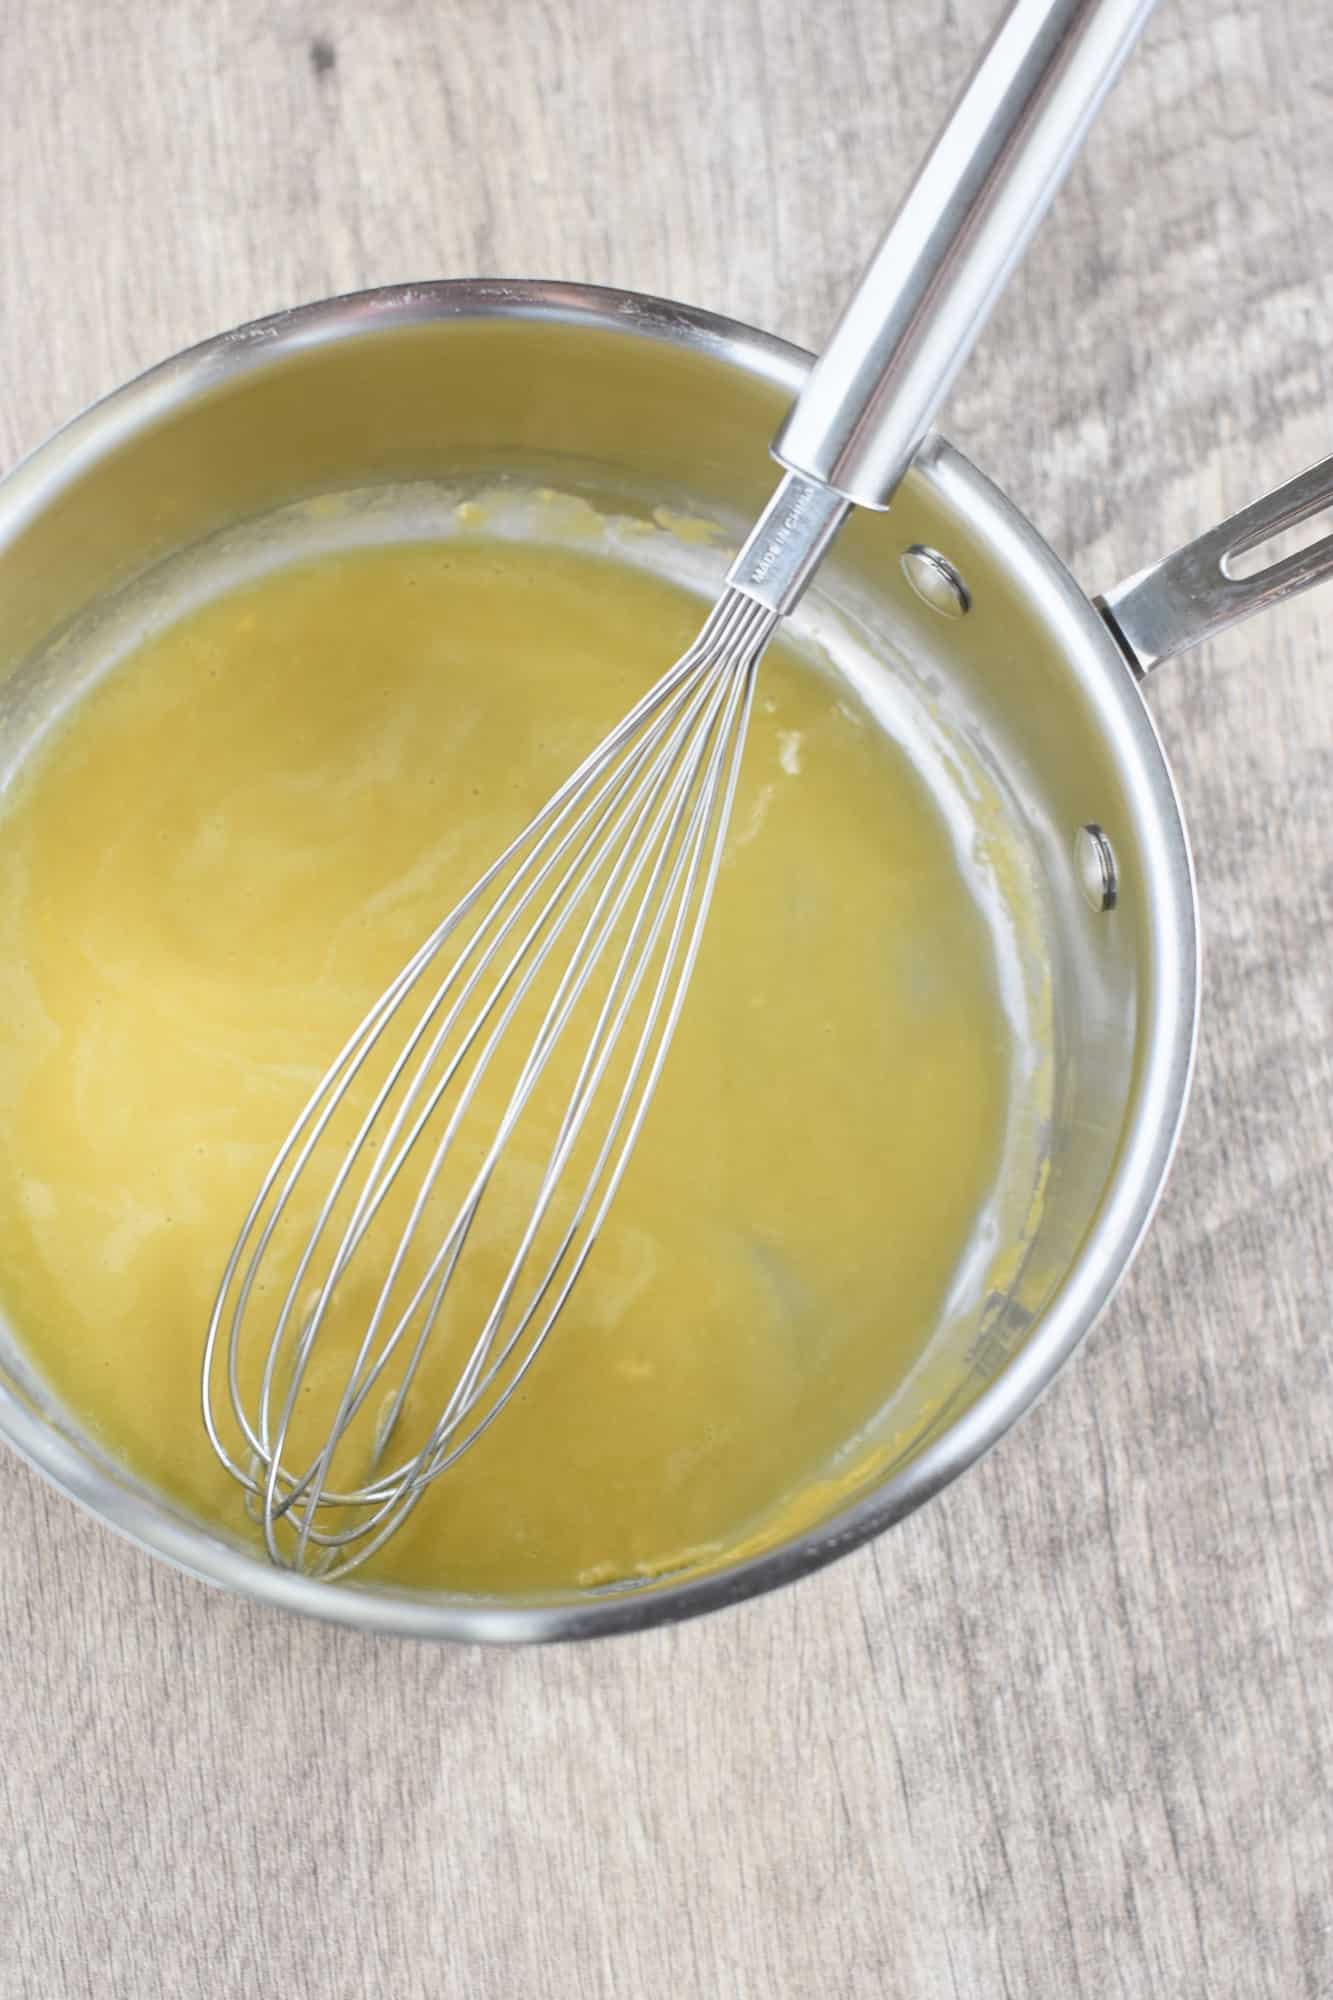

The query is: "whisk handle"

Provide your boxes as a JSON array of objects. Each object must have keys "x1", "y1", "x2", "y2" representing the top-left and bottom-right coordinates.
[{"x1": 774, "y1": 0, "x2": 1157, "y2": 512}]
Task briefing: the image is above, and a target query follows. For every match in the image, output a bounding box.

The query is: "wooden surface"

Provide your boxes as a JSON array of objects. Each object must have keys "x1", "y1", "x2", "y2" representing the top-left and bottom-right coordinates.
[{"x1": 2, "y1": 2, "x2": 1330, "y2": 1994}]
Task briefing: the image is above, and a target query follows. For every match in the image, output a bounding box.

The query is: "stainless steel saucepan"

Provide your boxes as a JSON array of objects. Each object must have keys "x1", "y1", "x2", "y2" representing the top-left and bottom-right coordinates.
[{"x1": 0, "y1": 282, "x2": 1329, "y2": 1640}]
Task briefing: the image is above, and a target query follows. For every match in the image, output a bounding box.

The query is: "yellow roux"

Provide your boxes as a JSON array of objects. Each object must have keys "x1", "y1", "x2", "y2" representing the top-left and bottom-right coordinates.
[{"x1": 0, "y1": 537, "x2": 1013, "y2": 1594}]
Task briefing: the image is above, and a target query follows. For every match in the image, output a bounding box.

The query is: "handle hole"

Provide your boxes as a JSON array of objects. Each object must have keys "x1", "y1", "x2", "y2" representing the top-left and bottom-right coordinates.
[{"x1": 1223, "y1": 504, "x2": 1333, "y2": 580}]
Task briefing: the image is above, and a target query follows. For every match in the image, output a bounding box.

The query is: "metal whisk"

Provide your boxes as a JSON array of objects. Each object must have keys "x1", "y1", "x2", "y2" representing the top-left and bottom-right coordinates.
[{"x1": 203, "y1": 0, "x2": 1156, "y2": 1576}]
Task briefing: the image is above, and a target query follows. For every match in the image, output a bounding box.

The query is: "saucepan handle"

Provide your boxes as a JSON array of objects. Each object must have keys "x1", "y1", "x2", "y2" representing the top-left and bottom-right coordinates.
[{"x1": 1097, "y1": 453, "x2": 1333, "y2": 677}]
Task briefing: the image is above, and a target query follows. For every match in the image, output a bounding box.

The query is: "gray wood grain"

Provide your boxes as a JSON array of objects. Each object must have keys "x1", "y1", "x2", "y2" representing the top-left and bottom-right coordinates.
[{"x1": 1, "y1": 2, "x2": 1329, "y2": 1994}]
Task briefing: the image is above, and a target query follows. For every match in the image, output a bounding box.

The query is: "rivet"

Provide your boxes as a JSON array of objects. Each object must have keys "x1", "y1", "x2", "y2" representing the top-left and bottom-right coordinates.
[
  {"x1": 1075, "y1": 824, "x2": 1118, "y2": 912},
  {"x1": 901, "y1": 545, "x2": 970, "y2": 618}
]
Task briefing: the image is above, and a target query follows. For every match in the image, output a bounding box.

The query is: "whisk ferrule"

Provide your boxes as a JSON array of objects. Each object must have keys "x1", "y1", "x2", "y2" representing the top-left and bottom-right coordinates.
[{"x1": 726, "y1": 471, "x2": 850, "y2": 615}]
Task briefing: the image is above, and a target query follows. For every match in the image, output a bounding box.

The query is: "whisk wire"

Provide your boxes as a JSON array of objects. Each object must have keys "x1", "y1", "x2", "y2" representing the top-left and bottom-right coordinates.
[
  {"x1": 256, "y1": 611, "x2": 737, "y2": 1514},
  {"x1": 291, "y1": 643, "x2": 762, "y2": 1575},
  {"x1": 209, "y1": 590, "x2": 743, "y2": 1486},
  {"x1": 334, "y1": 632, "x2": 767, "y2": 1572},
  {"x1": 267, "y1": 606, "x2": 748, "y2": 1474},
  {"x1": 273, "y1": 609, "x2": 753, "y2": 1560},
  {"x1": 203, "y1": 586, "x2": 778, "y2": 1574}
]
